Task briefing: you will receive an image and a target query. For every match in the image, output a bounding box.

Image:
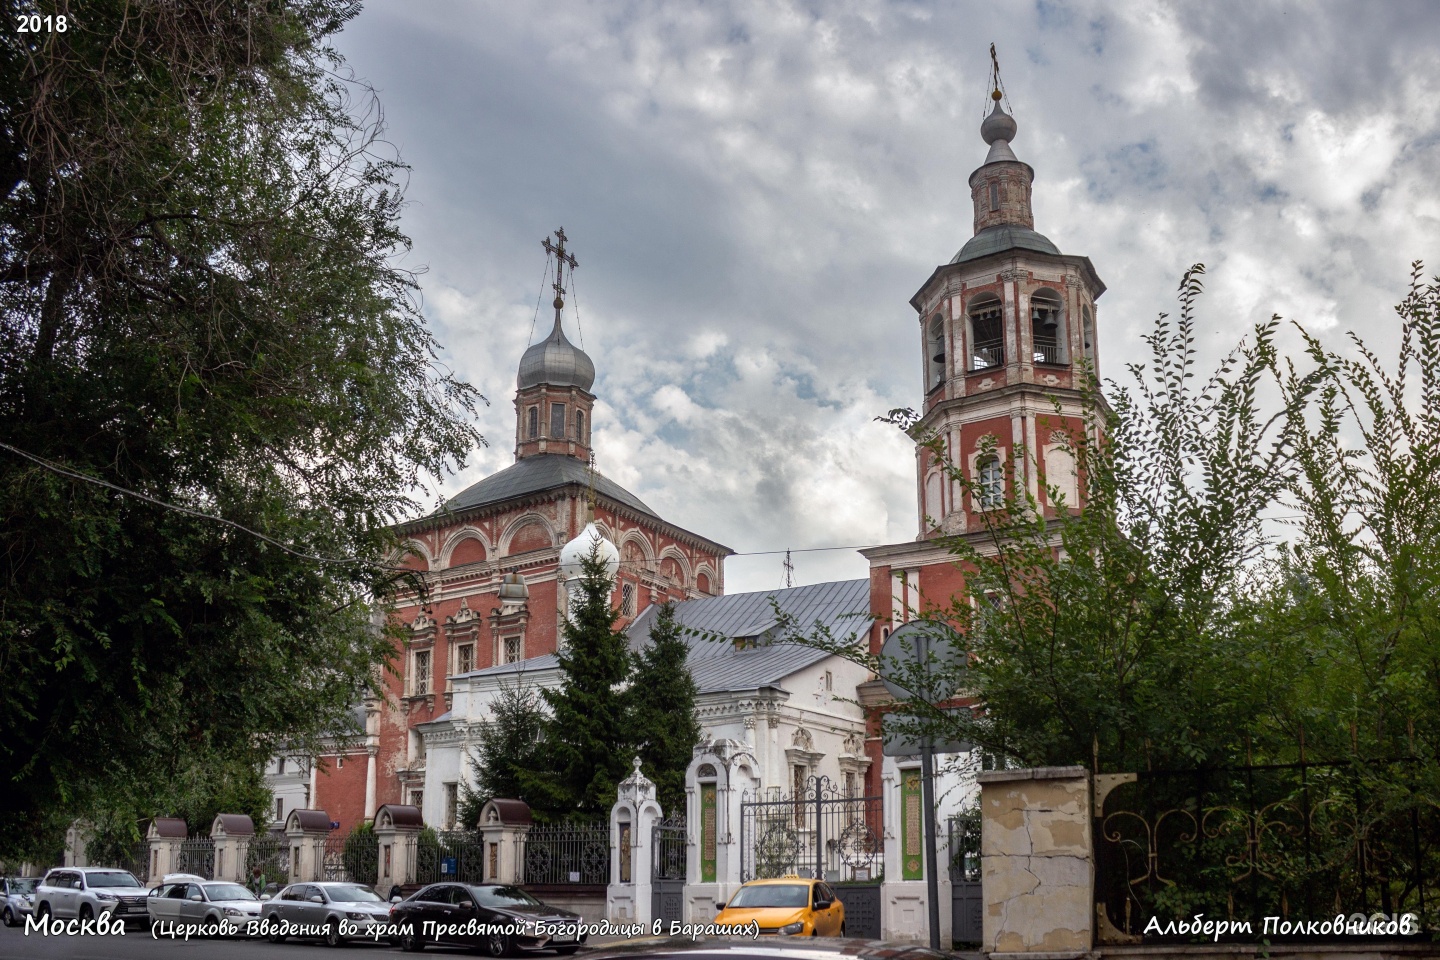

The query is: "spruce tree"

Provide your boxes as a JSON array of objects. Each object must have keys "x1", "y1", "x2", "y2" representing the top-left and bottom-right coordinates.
[
  {"x1": 629, "y1": 603, "x2": 701, "y2": 816},
  {"x1": 536, "y1": 544, "x2": 635, "y2": 818},
  {"x1": 458, "y1": 681, "x2": 547, "y2": 826}
]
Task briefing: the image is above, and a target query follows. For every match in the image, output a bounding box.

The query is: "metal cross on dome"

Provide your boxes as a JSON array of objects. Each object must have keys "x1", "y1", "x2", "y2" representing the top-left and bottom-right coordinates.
[{"x1": 542, "y1": 227, "x2": 579, "y2": 302}]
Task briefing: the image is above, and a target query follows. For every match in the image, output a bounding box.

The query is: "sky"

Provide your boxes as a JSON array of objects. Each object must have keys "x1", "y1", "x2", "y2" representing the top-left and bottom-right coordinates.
[{"x1": 331, "y1": 0, "x2": 1440, "y2": 594}]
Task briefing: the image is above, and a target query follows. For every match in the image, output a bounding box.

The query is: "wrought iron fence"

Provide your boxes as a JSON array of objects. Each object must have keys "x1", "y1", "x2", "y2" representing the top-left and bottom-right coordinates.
[
  {"x1": 119, "y1": 840, "x2": 150, "y2": 884},
  {"x1": 521, "y1": 821, "x2": 610, "y2": 886},
  {"x1": 971, "y1": 339, "x2": 1004, "y2": 370},
  {"x1": 415, "y1": 830, "x2": 488, "y2": 886},
  {"x1": 322, "y1": 829, "x2": 378, "y2": 885},
  {"x1": 1095, "y1": 759, "x2": 1440, "y2": 942},
  {"x1": 245, "y1": 833, "x2": 289, "y2": 888},
  {"x1": 653, "y1": 817, "x2": 687, "y2": 882},
  {"x1": 946, "y1": 813, "x2": 980, "y2": 883},
  {"x1": 175, "y1": 836, "x2": 215, "y2": 879},
  {"x1": 740, "y1": 776, "x2": 883, "y2": 882}
]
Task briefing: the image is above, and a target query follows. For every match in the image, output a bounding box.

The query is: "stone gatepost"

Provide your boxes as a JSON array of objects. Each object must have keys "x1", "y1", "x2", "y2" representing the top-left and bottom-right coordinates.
[
  {"x1": 147, "y1": 818, "x2": 188, "y2": 879},
  {"x1": 683, "y1": 739, "x2": 760, "y2": 924},
  {"x1": 63, "y1": 821, "x2": 91, "y2": 867},
  {"x1": 284, "y1": 809, "x2": 332, "y2": 882},
  {"x1": 608, "y1": 757, "x2": 664, "y2": 923},
  {"x1": 477, "y1": 799, "x2": 532, "y2": 884},
  {"x1": 878, "y1": 757, "x2": 952, "y2": 943},
  {"x1": 374, "y1": 804, "x2": 424, "y2": 898},
  {"x1": 210, "y1": 815, "x2": 255, "y2": 883},
  {"x1": 978, "y1": 766, "x2": 1092, "y2": 957}
]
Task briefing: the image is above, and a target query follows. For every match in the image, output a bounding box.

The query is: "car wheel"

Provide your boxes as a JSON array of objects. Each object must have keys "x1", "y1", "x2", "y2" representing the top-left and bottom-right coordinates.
[
  {"x1": 79, "y1": 904, "x2": 94, "y2": 923},
  {"x1": 840, "y1": 923, "x2": 847, "y2": 937},
  {"x1": 267, "y1": 923, "x2": 287, "y2": 944},
  {"x1": 2, "y1": 907, "x2": 14, "y2": 928},
  {"x1": 399, "y1": 923, "x2": 426, "y2": 952},
  {"x1": 482, "y1": 931, "x2": 510, "y2": 957},
  {"x1": 325, "y1": 918, "x2": 344, "y2": 947},
  {"x1": 36, "y1": 903, "x2": 51, "y2": 922}
]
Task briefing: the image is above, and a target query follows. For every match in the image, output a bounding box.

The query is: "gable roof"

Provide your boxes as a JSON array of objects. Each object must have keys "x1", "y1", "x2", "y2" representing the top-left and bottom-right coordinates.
[{"x1": 459, "y1": 579, "x2": 870, "y2": 695}]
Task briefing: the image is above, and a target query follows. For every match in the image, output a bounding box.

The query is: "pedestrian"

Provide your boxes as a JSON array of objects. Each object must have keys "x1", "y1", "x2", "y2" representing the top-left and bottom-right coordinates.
[{"x1": 249, "y1": 866, "x2": 265, "y2": 897}]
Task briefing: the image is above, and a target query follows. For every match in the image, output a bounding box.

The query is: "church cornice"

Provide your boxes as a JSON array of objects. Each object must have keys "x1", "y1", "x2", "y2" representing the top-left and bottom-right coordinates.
[{"x1": 910, "y1": 250, "x2": 1106, "y2": 313}]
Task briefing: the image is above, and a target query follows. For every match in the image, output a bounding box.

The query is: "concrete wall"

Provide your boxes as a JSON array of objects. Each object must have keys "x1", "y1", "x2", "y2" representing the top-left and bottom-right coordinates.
[{"x1": 979, "y1": 765, "x2": 1092, "y2": 957}]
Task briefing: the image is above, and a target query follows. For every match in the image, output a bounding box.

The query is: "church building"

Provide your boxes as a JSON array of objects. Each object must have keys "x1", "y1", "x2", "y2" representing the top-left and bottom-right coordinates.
[{"x1": 300, "y1": 230, "x2": 732, "y2": 833}]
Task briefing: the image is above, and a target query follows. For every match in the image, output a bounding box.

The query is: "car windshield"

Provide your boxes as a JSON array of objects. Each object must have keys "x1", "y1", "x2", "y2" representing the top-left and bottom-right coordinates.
[
  {"x1": 85, "y1": 872, "x2": 141, "y2": 889},
  {"x1": 474, "y1": 886, "x2": 542, "y2": 908},
  {"x1": 9, "y1": 880, "x2": 37, "y2": 895},
  {"x1": 727, "y1": 884, "x2": 811, "y2": 908},
  {"x1": 203, "y1": 884, "x2": 256, "y2": 902},
  {"x1": 325, "y1": 885, "x2": 382, "y2": 903}
]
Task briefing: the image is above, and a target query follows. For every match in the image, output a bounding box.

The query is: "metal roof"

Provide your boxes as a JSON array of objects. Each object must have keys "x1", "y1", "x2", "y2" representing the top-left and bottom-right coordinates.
[
  {"x1": 517, "y1": 316, "x2": 595, "y2": 391},
  {"x1": 440, "y1": 454, "x2": 657, "y2": 519},
  {"x1": 951, "y1": 224, "x2": 1061, "y2": 265},
  {"x1": 460, "y1": 579, "x2": 870, "y2": 695}
]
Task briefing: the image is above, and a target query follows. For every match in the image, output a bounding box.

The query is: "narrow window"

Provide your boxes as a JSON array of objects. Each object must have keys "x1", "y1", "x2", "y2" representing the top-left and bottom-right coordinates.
[
  {"x1": 444, "y1": 783, "x2": 458, "y2": 829},
  {"x1": 336, "y1": 756, "x2": 343, "y2": 769},
  {"x1": 503, "y1": 636, "x2": 521, "y2": 664},
  {"x1": 988, "y1": 181, "x2": 999, "y2": 211},
  {"x1": 550, "y1": 402, "x2": 566, "y2": 438},
  {"x1": 575, "y1": 409, "x2": 586, "y2": 442},
  {"x1": 275, "y1": 798, "x2": 284, "y2": 822},
  {"x1": 927, "y1": 316, "x2": 946, "y2": 390},
  {"x1": 277, "y1": 757, "x2": 285, "y2": 775},
  {"x1": 977, "y1": 456, "x2": 1004, "y2": 510},
  {"x1": 527, "y1": 406, "x2": 538, "y2": 439},
  {"x1": 413, "y1": 650, "x2": 431, "y2": 695},
  {"x1": 621, "y1": 582, "x2": 635, "y2": 617},
  {"x1": 457, "y1": 642, "x2": 474, "y2": 675},
  {"x1": 1082, "y1": 306, "x2": 1095, "y2": 364},
  {"x1": 824, "y1": 670, "x2": 833, "y2": 691}
]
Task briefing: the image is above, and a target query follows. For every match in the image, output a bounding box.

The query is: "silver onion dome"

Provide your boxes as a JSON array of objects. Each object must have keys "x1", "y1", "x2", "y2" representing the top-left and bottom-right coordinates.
[{"x1": 517, "y1": 312, "x2": 596, "y2": 391}]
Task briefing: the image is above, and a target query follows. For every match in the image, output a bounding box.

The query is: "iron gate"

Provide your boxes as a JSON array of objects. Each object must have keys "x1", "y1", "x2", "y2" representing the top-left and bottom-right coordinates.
[
  {"x1": 245, "y1": 833, "x2": 289, "y2": 888},
  {"x1": 652, "y1": 817, "x2": 686, "y2": 924},
  {"x1": 176, "y1": 836, "x2": 215, "y2": 879},
  {"x1": 740, "y1": 776, "x2": 883, "y2": 882},
  {"x1": 948, "y1": 813, "x2": 982, "y2": 945},
  {"x1": 415, "y1": 830, "x2": 487, "y2": 886}
]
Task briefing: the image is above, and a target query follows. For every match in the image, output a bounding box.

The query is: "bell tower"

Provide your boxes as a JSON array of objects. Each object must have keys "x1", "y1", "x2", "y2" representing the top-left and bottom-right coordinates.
[
  {"x1": 514, "y1": 227, "x2": 596, "y2": 462},
  {"x1": 907, "y1": 51, "x2": 1105, "y2": 539}
]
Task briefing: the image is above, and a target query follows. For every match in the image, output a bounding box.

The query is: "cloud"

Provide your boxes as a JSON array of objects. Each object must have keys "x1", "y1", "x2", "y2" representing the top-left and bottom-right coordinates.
[{"x1": 334, "y1": 0, "x2": 1440, "y2": 593}]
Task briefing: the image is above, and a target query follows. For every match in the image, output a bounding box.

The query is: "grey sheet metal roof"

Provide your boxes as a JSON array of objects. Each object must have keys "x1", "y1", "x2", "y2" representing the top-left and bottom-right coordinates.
[
  {"x1": 951, "y1": 224, "x2": 1061, "y2": 264},
  {"x1": 441, "y1": 454, "x2": 657, "y2": 518},
  {"x1": 463, "y1": 579, "x2": 870, "y2": 695}
]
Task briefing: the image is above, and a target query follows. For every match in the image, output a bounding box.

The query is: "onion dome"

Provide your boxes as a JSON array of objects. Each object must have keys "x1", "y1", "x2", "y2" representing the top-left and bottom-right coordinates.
[
  {"x1": 557, "y1": 521, "x2": 620, "y2": 582},
  {"x1": 980, "y1": 96, "x2": 1020, "y2": 165},
  {"x1": 517, "y1": 312, "x2": 596, "y2": 391}
]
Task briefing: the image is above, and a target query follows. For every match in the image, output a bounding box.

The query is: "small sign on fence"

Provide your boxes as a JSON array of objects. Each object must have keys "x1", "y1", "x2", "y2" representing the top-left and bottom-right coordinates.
[{"x1": 442, "y1": 857, "x2": 457, "y2": 876}]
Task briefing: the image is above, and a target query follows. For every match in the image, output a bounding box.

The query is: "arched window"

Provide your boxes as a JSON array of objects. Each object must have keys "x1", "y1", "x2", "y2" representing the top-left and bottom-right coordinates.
[
  {"x1": 925, "y1": 471, "x2": 943, "y2": 528},
  {"x1": 575, "y1": 409, "x2": 586, "y2": 442},
  {"x1": 1030, "y1": 288, "x2": 1065, "y2": 364},
  {"x1": 976, "y1": 456, "x2": 1004, "y2": 510},
  {"x1": 927, "y1": 315, "x2": 946, "y2": 390},
  {"x1": 968, "y1": 295, "x2": 1004, "y2": 370},
  {"x1": 527, "y1": 406, "x2": 539, "y2": 439},
  {"x1": 1082, "y1": 305, "x2": 1095, "y2": 366}
]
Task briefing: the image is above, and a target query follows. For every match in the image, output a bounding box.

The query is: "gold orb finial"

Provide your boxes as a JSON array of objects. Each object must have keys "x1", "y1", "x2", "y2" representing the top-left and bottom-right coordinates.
[{"x1": 992, "y1": 89, "x2": 1002, "y2": 101}]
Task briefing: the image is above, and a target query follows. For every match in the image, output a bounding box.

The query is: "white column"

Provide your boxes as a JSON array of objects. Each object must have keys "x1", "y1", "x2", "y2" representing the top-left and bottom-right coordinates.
[
  {"x1": 364, "y1": 747, "x2": 378, "y2": 821},
  {"x1": 309, "y1": 759, "x2": 319, "y2": 808}
]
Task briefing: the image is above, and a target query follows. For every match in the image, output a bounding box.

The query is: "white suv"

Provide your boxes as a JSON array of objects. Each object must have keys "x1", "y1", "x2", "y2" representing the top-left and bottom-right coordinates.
[{"x1": 35, "y1": 867, "x2": 148, "y2": 926}]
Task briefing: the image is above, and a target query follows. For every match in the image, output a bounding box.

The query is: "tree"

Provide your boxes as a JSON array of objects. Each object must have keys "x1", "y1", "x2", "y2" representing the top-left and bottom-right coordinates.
[
  {"x1": 629, "y1": 603, "x2": 701, "y2": 815},
  {"x1": 531, "y1": 545, "x2": 635, "y2": 819},
  {"x1": 0, "y1": 1, "x2": 482, "y2": 859},
  {"x1": 457, "y1": 680, "x2": 548, "y2": 827}
]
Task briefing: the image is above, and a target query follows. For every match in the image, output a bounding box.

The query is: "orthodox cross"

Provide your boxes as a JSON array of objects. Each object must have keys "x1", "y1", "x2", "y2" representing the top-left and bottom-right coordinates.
[{"x1": 542, "y1": 227, "x2": 579, "y2": 306}]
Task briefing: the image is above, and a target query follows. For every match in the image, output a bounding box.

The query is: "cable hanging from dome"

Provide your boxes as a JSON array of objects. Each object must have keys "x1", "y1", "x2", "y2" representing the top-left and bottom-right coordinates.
[
  {"x1": 987, "y1": 42, "x2": 1011, "y2": 115},
  {"x1": 527, "y1": 251, "x2": 553, "y2": 349},
  {"x1": 569, "y1": 253, "x2": 586, "y2": 351}
]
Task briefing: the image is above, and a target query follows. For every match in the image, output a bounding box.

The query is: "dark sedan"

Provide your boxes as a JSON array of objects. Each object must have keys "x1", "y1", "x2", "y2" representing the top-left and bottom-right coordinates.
[{"x1": 389, "y1": 883, "x2": 587, "y2": 956}]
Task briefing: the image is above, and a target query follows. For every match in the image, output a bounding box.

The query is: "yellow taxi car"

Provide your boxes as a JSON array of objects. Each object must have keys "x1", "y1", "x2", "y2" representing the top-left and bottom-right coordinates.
[{"x1": 714, "y1": 876, "x2": 845, "y2": 937}]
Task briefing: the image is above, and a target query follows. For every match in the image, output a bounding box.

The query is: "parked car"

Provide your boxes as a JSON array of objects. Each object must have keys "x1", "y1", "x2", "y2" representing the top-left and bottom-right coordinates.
[
  {"x1": 387, "y1": 882, "x2": 586, "y2": 956},
  {"x1": 145, "y1": 875, "x2": 262, "y2": 933},
  {"x1": 2, "y1": 877, "x2": 40, "y2": 927},
  {"x1": 713, "y1": 876, "x2": 845, "y2": 937},
  {"x1": 34, "y1": 867, "x2": 148, "y2": 926},
  {"x1": 258, "y1": 881, "x2": 391, "y2": 947}
]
